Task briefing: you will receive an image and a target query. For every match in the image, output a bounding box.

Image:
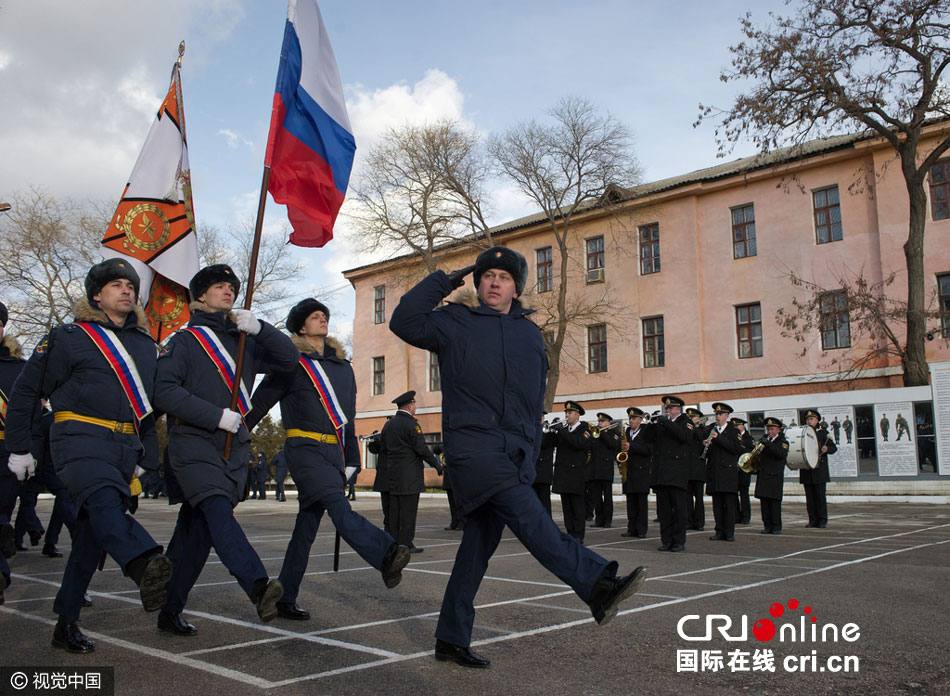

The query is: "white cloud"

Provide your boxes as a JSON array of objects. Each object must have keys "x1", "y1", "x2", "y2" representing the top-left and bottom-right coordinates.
[{"x1": 217, "y1": 128, "x2": 253, "y2": 150}]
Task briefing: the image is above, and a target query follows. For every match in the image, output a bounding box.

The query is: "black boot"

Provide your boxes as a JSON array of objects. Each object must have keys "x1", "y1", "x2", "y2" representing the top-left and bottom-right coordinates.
[
  {"x1": 42, "y1": 543, "x2": 63, "y2": 558},
  {"x1": 0, "y1": 573, "x2": 8, "y2": 605},
  {"x1": 158, "y1": 610, "x2": 198, "y2": 635},
  {"x1": 52, "y1": 617, "x2": 95, "y2": 653},
  {"x1": 380, "y1": 543, "x2": 411, "y2": 588},
  {"x1": 588, "y1": 564, "x2": 648, "y2": 625},
  {"x1": 127, "y1": 553, "x2": 172, "y2": 612},
  {"x1": 435, "y1": 639, "x2": 490, "y2": 668},
  {"x1": 276, "y1": 602, "x2": 310, "y2": 620},
  {"x1": 251, "y1": 578, "x2": 283, "y2": 623}
]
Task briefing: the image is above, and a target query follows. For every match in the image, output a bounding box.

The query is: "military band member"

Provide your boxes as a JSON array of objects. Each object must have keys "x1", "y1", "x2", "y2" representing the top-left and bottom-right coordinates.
[
  {"x1": 646, "y1": 395, "x2": 693, "y2": 552},
  {"x1": 532, "y1": 412, "x2": 557, "y2": 516},
  {"x1": 590, "y1": 412, "x2": 620, "y2": 528},
  {"x1": 732, "y1": 417, "x2": 754, "y2": 524},
  {"x1": 390, "y1": 245, "x2": 646, "y2": 667},
  {"x1": 755, "y1": 417, "x2": 788, "y2": 534},
  {"x1": 620, "y1": 407, "x2": 653, "y2": 538},
  {"x1": 6, "y1": 261, "x2": 171, "y2": 652},
  {"x1": 154, "y1": 264, "x2": 298, "y2": 634},
  {"x1": 553, "y1": 401, "x2": 593, "y2": 543},
  {"x1": 685, "y1": 407, "x2": 706, "y2": 531},
  {"x1": 368, "y1": 421, "x2": 390, "y2": 533},
  {"x1": 246, "y1": 298, "x2": 411, "y2": 621},
  {"x1": 703, "y1": 403, "x2": 742, "y2": 542},
  {"x1": 801, "y1": 409, "x2": 836, "y2": 528}
]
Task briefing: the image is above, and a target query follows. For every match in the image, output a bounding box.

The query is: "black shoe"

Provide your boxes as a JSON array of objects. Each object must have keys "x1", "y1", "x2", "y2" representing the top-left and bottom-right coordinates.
[
  {"x1": 276, "y1": 602, "x2": 311, "y2": 621},
  {"x1": 158, "y1": 610, "x2": 198, "y2": 635},
  {"x1": 621, "y1": 531, "x2": 635, "y2": 537},
  {"x1": 588, "y1": 565, "x2": 648, "y2": 625},
  {"x1": 135, "y1": 555, "x2": 172, "y2": 612},
  {"x1": 805, "y1": 522, "x2": 818, "y2": 528},
  {"x1": 0, "y1": 523, "x2": 15, "y2": 559},
  {"x1": 444, "y1": 525, "x2": 458, "y2": 531},
  {"x1": 409, "y1": 544, "x2": 424, "y2": 554},
  {"x1": 709, "y1": 534, "x2": 725, "y2": 541},
  {"x1": 252, "y1": 578, "x2": 283, "y2": 623},
  {"x1": 724, "y1": 537, "x2": 735, "y2": 542},
  {"x1": 602, "y1": 522, "x2": 612, "y2": 528},
  {"x1": 82, "y1": 593, "x2": 93, "y2": 608},
  {"x1": 771, "y1": 529, "x2": 782, "y2": 535},
  {"x1": 29, "y1": 530, "x2": 43, "y2": 546},
  {"x1": 670, "y1": 544, "x2": 685, "y2": 552},
  {"x1": 15, "y1": 541, "x2": 27, "y2": 551},
  {"x1": 42, "y1": 544, "x2": 63, "y2": 558},
  {"x1": 435, "y1": 639, "x2": 490, "y2": 668},
  {"x1": 381, "y1": 544, "x2": 411, "y2": 588},
  {"x1": 657, "y1": 544, "x2": 672, "y2": 551},
  {"x1": 760, "y1": 529, "x2": 771, "y2": 535},
  {"x1": 52, "y1": 618, "x2": 95, "y2": 653},
  {"x1": 817, "y1": 522, "x2": 827, "y2": 528}
]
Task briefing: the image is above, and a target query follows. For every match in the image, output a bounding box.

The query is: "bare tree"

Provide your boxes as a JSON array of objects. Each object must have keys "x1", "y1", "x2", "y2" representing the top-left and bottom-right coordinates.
[
  {"x1": 490, "y1": 97, "x2": 642, "y2": 407},
  {"x1": 347, "y1": 120, "x2": 494, "y2": 275},
  {"x1": 698, "y1": 0, "x2": 950, "y2": 386}
]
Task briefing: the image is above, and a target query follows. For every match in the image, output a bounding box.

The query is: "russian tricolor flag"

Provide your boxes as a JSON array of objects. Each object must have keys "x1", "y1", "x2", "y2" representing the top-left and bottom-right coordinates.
[{"x1": 265, "y1": 0, "x2": 356, "y2": 248}]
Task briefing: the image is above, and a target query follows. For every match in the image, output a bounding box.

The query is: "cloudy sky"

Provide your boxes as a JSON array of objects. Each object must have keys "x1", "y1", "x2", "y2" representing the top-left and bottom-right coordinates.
[{"x1": 0, "y1": 0, "x2": 789, "y2": 338}]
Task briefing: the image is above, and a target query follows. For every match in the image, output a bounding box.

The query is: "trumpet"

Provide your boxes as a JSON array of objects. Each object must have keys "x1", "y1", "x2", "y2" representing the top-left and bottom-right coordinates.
[
  {"x1": 543, "y1": 418, "x2": 564, "y2": 433},
  {"x1": 590, "y1": 421, "x2": 621, "y2": 438},
  {"x1": 359, "y1": 431, "x2": 380, "y2": 442}
]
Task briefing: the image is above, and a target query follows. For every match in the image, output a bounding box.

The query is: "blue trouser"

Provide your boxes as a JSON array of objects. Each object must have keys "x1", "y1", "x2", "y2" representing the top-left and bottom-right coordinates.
[
  {"x1": 435, "y1": 483, "x2": 610, "y2": 647},
  {"x1": 45, "y1": 493, "x2": 77, "y2": 547},
  {"x1": 53, "y1": 486, "x2": 161, "y2": 622},
  {"x1": 275, "y1": 478, "x2": 286, "y2": 499},
  {"x1": 279, "y1": 487, "x2": 395, "y2": 604},
  {"x1": 0, "y1": 471, "x2": 18, "y2": 525},
  {"x1": 163, "y1": 495, "x2": 267, "y2": 613},
  {"x1": 14, "y1": 489, "x2": 43, "y2": 543}
]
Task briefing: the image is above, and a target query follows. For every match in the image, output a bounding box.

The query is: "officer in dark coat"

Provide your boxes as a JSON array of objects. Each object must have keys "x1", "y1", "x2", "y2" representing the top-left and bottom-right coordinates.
[
  {"x1": 5, "y1": 261, "x2": 171, "y2": 652},
  {"x1": 379, "y1": 391, "x2": 443, "y2": 552},
  {"x1": 552, "y1": 401, "x2": 593, "y2": 543},
  {"x1": 703, "y1": 403, "x2": 742, "y2": 542},
  {"x1": 755, "y1": 417, "x2": 789, "y2": 534},
  {"x1": 367, "y1": 426, "x2": 390, "y2": 533},
  {"x1": 732, "y1": 417, "x2": 755, "y2": 524},
  {"x1": 272, "y1": 448, "x2": 288, "y2": 502},
  {"x1": 390, "y1": 245, "x2": 646, "y2": 668},
  {"x1": 685, "y1": 407, "x2": 707, "y2": 531},
  {"x1": 153, "y1": 264, "x2": 298, "y2": 635},
  {"x1": 246, "y1": 298, "x2": 410, "y2": 621},
  {"x1": 532, "y1": 413, "x2": 557, "y2": 516},
  {"x1": 645, "y1": 395, "x2": 694, "y2": 552},
  {"x1": 800, "y1": 409, "x2": 837, "y2": 528},
  {"x1": 0, "y1": 300, "x2": 23, "y2": 601},
  {"x1": 590, "y1": 412, "x2": 620, "y2": 528},
  {"x1": 254, "y1": 450, "x2": 269, "y2": 500},
  {"x1": 620, "y1": 407, "x2": 653, "y2": 538}
]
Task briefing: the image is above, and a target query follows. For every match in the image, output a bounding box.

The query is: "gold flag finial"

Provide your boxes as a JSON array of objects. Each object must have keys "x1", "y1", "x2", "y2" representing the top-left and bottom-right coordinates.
[{"x1": 178, "y1": 41, "x2": 185, "y2": 65}]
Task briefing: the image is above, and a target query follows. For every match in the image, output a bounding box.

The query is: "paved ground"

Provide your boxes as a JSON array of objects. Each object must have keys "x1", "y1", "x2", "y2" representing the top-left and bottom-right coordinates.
[{"x1": 1, "y1": 495, "x2": 948, "y2": 695}]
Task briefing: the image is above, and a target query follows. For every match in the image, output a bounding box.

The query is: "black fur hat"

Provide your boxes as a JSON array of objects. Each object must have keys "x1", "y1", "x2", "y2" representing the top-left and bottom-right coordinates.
[
  {"x1": 473, "y1": 245, "x2": 528, "y2": 296},
  {"x1": 0, "y1": 300, "x2": 7, "y2": 327},
  {"x1": 189, "y1": 264, "x2": 240, "y2": 301},
  {"x1": 85, "y1": 258, "x2": 141, "y2": 302},
  {"x1": 286, "y1": 298, "x2": 330, "y2": 335}
]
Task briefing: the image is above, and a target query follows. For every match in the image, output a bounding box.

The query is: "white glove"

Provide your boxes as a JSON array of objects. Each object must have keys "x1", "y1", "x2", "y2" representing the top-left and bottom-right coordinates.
[
  {"x1": 8, "y1": 453, "x2": 34, "y2": 482},
  {"x1": 134, "y1": 466, "x2": 146, "y2": 478},
  {"x1": 344, "y1": 466, "x2": 357, "y2": 481},
  {"x1": 232, "y1": 309, "x2": 262, "y2": 335},
  {"x1": 218, "y1": 409, "x2": 242, "y2": 433}
]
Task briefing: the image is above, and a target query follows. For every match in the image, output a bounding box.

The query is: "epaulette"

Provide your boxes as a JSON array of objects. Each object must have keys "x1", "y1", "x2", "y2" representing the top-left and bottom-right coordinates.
[
  {"x1": 158, "y1": 342, "x2": 173, "y2": 358},
  {"x1": 63, "y1": 323, "x2": 79, "y2": 332}
]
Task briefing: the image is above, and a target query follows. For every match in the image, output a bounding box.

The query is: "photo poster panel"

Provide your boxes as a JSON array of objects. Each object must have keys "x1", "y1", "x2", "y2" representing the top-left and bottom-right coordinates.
[
  {"x1": 930, "y1": 362, "x2": 950, "y2": 475},
  {"x1": 821, "y1": 405, "x2": 857, "y2": 477},
  {"x1": 874, "y1": 401, "x2": 918, "y2": 476},
  {"x1": 764, "y1": 408, "x2": 799, "y2": 478}
]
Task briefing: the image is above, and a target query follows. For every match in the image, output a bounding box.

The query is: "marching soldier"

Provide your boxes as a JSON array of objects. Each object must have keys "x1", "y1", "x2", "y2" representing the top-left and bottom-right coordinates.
[
  {"x1": 154, "y1": 264, "x2": 298, "y2": 634},
  {"x1": 620, "y1": 407, "x2": 653, "y2": 538},
  {"x1": 245, "y1": 298, "x2": 411, "y2": 621},
  {"x1": 590, "y1": 412, "x2": 620, "y2": 528},
  {"x1": 552, "y1": 401, "x2": 593, "y2": 543},
  {"x1": 532, "y1": 412, "x2": 557, "y2": 516},
  {"x1": 703, "y1": 403, "x2": 742, "y2": 542},
  {"x1": 801, "y1": 409, "x2": 836, "y2": 528},
  {"x1": 5, "y1": 261, "x2": 171, "y2": 651},
  {"x1": 731, "y1": 417, "x2": 755, "y2": 524},
  {"x1": 272, "y1": 448, "x2": 288, "y2": 502},
  {"x1": 755, "y1": 417, "x2": 788, "y2": 534},
  {"x1": 685, "y1": 407, "x2": 706, "y2": 531},
  {"x1": 646, "y1": 395, "x2": 694, "y2": 552}
]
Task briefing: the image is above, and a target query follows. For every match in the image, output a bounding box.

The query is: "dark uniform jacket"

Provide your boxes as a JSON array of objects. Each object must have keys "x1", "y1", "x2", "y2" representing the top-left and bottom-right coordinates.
[
  {"x1": 591, "y1": 427, "x2": 621, "y2": 481},
  {"x1": 246, "y1": 335, "x2": 359, "y2": 507},
  {"x1": 688, "y1": 423, "x2": 707, "y2": 482},
  {"x1": 533, "y1": 428, "x2": 557, "y2": 485},
  {"x1": 552, "y1": 422, "x2": 594, "y2": 495},
  {"x1": 0, "y1": 336, "x2": 27, "y2": 478},
  {"x1": 390, "y1": 274, "x2": 546, "y2": 518},
  {"x1": 368, "y1": 436, "x2": 388, "y2": 493},
  {"x1": 646, "y1": 413, "x2": 694, "y2": 490},
  {"x1": 272, "y1": 450, "x2": 288, "y2": 484},
  {"x1": 254, "y1": 453, "x2": 270, "y2": 485},
  {"x1": 622, "y1": 426, "x2": 653, "y2": 495},
  {"x1": 737, "y1": 429, "x2": 755, "y2": 488},
  {"x1": 379, "y1": 410, "x2": 441, "y2": 495},
  {"x1": 799, "y1": 426, "x2": 836, "y2": 485},
  {"x1": 154, "y1": 302, "x2": 298, "y2": 507},
  {"x1": 703, "y1": 423, "x2": 742, "y2": 494},
  {"x1": 754, "y1": 434, "x2": 789, "y2": 500},
  {"x1": 5, "y1": 301, "x2": 158, "y2": 507}
]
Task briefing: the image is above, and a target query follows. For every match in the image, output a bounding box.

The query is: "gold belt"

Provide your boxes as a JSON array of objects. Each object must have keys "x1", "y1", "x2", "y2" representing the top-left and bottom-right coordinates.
[
  {"x1": 0, "y1": 431, "x2": 4, "y2": 440},
  {"x1": 285, "y1": 428, "x2": 338, "y2": 444},
  {"x1": 55, "y1": 410, "x2": 136, "y2": 434}
]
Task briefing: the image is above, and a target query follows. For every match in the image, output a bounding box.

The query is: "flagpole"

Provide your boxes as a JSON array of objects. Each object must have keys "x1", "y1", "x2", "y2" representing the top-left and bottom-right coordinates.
[{"x1": 224, "y1": 165, "x2": 271, "y2": 458}]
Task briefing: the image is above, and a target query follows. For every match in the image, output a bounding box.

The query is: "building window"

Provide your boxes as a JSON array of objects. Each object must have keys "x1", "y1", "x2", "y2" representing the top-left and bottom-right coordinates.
[
  {"x1": 428, "y1": 351, "x2": 441, "y2": 391},
  {"x1": 585, "y1": 236, "x2": 605, "y2": 283},
  {"x1": 639, "y1": 223, "x2": 660, "y2": 275},
  {"x1": 536, "y1": 246, "x2": 553, "y2": 293},
  {"x1": 731, "y1": 204, "x2": 757, "y2": 259},
  {"x1": 736, "y1": 303, "x2": 763, "y2": 358},
  {"x1": 813, "y1": 186, "x2": 843, "y2": 243},
  {"x1": 373, "y1": 285, "x2": 385, "y2": 324},
  {"x1": 642, "y1": 316, "x2": 664, "y2": 367},
  {"x1": 939, "y1": 274, "x2": 950, "y2": 338},
  {"x1": 820, "y1": 290, "x2": 851, "y2": 349},
  {"x1": 587, "y1": 324, "x2": 607, "y2": 373},
  {"x1": 930, "y1": 159, "x2": 950, "y2": 221},
  {"x1": 372, "y1": 356, "x2": 385, "y2": 395}
]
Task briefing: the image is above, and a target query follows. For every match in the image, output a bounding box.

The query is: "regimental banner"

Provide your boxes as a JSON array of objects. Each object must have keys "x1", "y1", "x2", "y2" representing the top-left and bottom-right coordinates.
[
  {"x1": 929, "y1": 362, "x2": 950, "y2": 475},
  {"x1": 874, "y1": 401, "x2": 917, "y2": 476},
  {"x1": 145, "y1": 273, "x2": 190, "y2": 343},
  {"x1": 821, "y1": 406, "x2": 858, "y2": 478}
]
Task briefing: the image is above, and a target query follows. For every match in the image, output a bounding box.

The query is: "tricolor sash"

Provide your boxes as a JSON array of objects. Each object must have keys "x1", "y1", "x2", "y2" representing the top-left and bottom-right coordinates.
[
  {"x1": 0, "y1": 385, "x2": 7, "y2": 430},
  {"x1": 76, "y1": 323, "x2": 153, "y2": 423},
  {"x1": 299, "y1": 355, "x2": 348, "y2": 452},
  {"x1": 183, "y1": 326, "x2": 251, "y2": 415}
]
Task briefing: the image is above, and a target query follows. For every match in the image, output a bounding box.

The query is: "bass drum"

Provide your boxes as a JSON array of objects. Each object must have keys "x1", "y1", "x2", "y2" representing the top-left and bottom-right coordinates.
[{"x1": 785, "y1": 425, "x2": 819, "y2": 470}]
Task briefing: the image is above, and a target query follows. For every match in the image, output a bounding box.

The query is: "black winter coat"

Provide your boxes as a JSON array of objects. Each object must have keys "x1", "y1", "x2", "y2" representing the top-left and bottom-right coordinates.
[
  {"x1": 647, "y1": 413, "x2": 694, "y2": 491},
  {"x1": 533, "y1": 429, "x2": 557, "y2": 485},
  {"x1": 0, "y1": 336, "x2": 27, "y2": 478},
  {"x1": 379, "y1": 410, "x2": 442, "y2": 495},
  {"x1": 703, "y1": 423, "x2": 742, "y2": 494},
  {"x1": 622, "y1": 426, "x2": 653, "y2": 495},
  {"x1": 591, "y1": 428, "x2": 621, "y2": 481},
  {"x1": 754, "y1": 434, "x2": 789, "y2": 500},
  {"x1": 552, "y1": 423, "x2": 593, "y2": 495},
  {"x1": 799, "y1": 427, "x2": 836, "y2": 485}
]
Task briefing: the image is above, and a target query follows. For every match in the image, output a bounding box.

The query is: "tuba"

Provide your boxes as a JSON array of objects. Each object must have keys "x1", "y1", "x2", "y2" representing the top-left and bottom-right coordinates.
[{"x1": 738, "y1": 442, "x2": 764, "y2": 474}]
